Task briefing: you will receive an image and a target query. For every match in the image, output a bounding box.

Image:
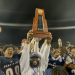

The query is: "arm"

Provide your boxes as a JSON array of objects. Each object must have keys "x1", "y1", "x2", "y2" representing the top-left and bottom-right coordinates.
[
  {"x1": 20, "y1": 30, "x2": 32, "y2": 74},
  {"x1": 42, "y1": 38, "x2": 51, "y2": 62},
  {"x1": 40, "y1": 44, "x2": 51, "y2": 71},
  {"x1": 40, "y1": 33, "x2": 52, "y2": 71},
  {"x1": 33, "y1": 38, "x2": 51, "y2": 71},
  {"x1": 40, "y1": 39, "x2": 47, "y2": 54},
  {"x1": 30, "y1": 38, "x2": 35, "y2": 52},
  {"x1": 67, "y1": 64, "x2": 75, "y2": 69},
  {"x1": 63, "y1": 63, "x2": 75, "y2": 69},
  {"x1": 20, "y1": 43, "x2": 30, "y2": 73},
  {"x1": 34, "y1": 41, "x2": 43, "y2": 57},
  {"x1": 63, "y1": 56, "x2": 75, "y2": 69},
  {"x1": 34, "y1": 37, "x2": 43, "y2": 57},
  {"x1": 34, "y1": 38, "x2": 47, "y2": 57},
  {"x1": 63, "y1": 62, "x2": 75, "y2": 69}
]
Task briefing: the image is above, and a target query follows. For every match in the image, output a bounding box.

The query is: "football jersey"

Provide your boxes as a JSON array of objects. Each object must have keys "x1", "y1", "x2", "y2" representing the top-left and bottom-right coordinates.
[
  {"x1": 48, "y1": 54, "x2": 63, "y2": 69},
  {"x1": 64, "y1": 54, "x2": 73, "y2": 63},
  {"x1": 0, "y1": 54, "x2": 21, "y2": 75},
  {"x1": 45, "y1": 54, "x2": 63, "y2": 75},
  {"x1": 64, "y1": 54, "x2": 74, "y2": 75},
  {"x1": 71, "y1": 60, "x2": 75, "y2": 75}
]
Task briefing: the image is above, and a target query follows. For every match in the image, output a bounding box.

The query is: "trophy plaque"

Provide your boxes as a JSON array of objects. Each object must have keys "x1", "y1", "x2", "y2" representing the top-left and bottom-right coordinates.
[{"x1": 31, "y1": 8, "x2": 50, "y2": 38}]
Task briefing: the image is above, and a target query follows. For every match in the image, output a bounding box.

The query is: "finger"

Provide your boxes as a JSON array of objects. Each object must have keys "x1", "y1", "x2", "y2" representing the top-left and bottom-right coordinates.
[
  {"x1": 49, "y1": 32, "x2": 51, "y2": 35},
  {"x1": 27, "y1": 33, "x2": 33, "y2": 36},
  {"x1": 28, "y1": 33, "x2": 33, "y2": 35},
  {"x1": 28, "y1": 30, "x2": 33, "y2": 33},
  {"x1": 49, "y1": 34, "x2": 52, "y2": 37}
]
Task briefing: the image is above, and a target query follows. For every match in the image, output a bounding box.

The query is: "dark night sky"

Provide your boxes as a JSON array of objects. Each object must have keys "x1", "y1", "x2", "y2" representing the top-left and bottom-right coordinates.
[
  {"x1": 0, "y1": 0, "x2": 75, "y2": 24},
  {"x1": 0, "y1": 0, "x2": 75, "y2": 46}
]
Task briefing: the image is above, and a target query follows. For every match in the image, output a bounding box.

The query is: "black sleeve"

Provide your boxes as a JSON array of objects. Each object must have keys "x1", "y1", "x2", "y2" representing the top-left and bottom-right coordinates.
[
  {"x1": 13, "y1": 54, "x2": 21, "y2": 60},
  {"x1": 18, "y1": 54, "x2": 21, "y2": 60}
]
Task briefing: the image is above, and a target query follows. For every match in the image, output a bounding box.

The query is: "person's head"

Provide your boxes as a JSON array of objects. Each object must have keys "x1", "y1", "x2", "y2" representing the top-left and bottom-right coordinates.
[
  {"x1": 66, "y1": 41, "x2": 71, "y2": 54},
  {"x1": 66, "y1": 46, "x2": 71, "y2": 54},
  {"x1": 3, "y1": 44, "x2": 15, "y2": 58},
  {"x1": 30, "y1": 52, "x2": 40, "y2": 68},
  {"x1": 14, "y1": 46, "x2": 19, "y2": 54},
  {"x1": 52, "y1": 49, "x2": 60, "y2": 59},
  {"x1": 51, "y1": 66, "x2": 69, "y2": 75},
  {"x1": 59, "y1": 47, "x2": 68, "y2": 57},
  {"x1": 71, "y1": 47, "x2": 75, "y2": 60}
]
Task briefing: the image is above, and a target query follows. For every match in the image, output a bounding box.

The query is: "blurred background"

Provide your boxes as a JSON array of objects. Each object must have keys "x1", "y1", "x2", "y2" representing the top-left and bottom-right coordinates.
[{"x1": 0, "y1": 0, "x2": 75, "y2": 48}]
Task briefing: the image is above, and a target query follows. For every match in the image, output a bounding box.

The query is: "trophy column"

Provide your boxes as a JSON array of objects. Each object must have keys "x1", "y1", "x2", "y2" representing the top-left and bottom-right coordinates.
[{"x1": 31, "y1": 8, "x2": 50, "y2": 38}]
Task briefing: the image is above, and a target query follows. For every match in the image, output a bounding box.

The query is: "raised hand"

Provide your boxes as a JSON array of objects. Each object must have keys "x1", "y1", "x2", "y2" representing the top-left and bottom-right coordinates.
[
  {"x1": 43, "y1": 39, "x2": 47, "y2": 45},
  {"x1": 26, "y1": 30, "x2": 33, "y2": 44},
  {"x1": 46, "y1": 32, "x2": 52, "y2": 45},
  {"x1": 34, "y1": 37, "x2": 42, "y2": 42}
]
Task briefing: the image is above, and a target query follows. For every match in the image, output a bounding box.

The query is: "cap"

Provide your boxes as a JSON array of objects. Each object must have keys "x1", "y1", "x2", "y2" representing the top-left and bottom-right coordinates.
[
  {"x1": 22, "y1": 39, "x2": 26, "y2": 43},
  {"x1": 30, "y1": 52, "x2": 40, "y2": 58},
  {"x1": 20, "y1": 39, "x2": 26, "y2": 47}
]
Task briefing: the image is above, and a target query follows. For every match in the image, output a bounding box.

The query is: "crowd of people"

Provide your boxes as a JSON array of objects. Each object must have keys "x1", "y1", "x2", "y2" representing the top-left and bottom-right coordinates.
[{"x1": 0, "y1": 30, "x2": 75, "y2": 75}]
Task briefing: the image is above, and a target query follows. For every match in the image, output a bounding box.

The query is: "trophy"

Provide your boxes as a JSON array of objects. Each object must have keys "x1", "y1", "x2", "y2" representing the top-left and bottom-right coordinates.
[{"x1": 31, "y1": 8, "x2": 50, "y2": 38}]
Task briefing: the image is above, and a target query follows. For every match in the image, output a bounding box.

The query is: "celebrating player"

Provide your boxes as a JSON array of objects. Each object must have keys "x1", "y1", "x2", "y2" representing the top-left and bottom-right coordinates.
[
  {"x1": 0, "y1": 44, "x2": 21, "y2": 75},
  {"x1": 45, "y1": 48, "x2": 63, "y2": 75},
  {"x1": 63, "y1": 46, "x2": 75, "y2": 75},
  {"x1": 20, "y1": 30, "x2": 52, "y2": 75}
]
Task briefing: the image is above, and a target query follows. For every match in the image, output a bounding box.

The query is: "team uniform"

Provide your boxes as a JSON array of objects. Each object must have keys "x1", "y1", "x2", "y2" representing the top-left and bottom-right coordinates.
[
  {"x1": 20, "y1": 41, "x2": 51, "y2": 75},
  {"x1": 0, "y1": 54, "x2": 21, "y2": 75},
  {"x1": 71, "y1": 60, "x2": 75, "y2": 74},
  {"x1": 45, "y1": 54, "x2": 63, "y2": 75},
  {"x1": 63, "y1": 54, "x2": 74, "y2": 75}
]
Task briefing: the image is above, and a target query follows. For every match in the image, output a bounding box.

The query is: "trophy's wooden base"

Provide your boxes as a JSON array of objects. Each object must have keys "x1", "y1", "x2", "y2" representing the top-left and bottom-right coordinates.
[{"x1": 31, "y1": 31, "x2": 50, "y2": 38}]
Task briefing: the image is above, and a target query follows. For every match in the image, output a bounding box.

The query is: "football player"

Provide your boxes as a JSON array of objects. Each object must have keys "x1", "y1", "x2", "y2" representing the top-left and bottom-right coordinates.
[
  {"x1": 20, "y1": 30, "x2": 52, "y2": 75},
  {"x1": 63, "y1": 47, "x2": 75, "y2": 75},
  {"x1": 0, "y1": 61, "x2": 5, "y2": 75},
  {"x1": 45, "y1": 48, "x2": 63, "y2": 75},
  {"x1": 0, "y1": 44, "x2": 21, "y2": 75}
]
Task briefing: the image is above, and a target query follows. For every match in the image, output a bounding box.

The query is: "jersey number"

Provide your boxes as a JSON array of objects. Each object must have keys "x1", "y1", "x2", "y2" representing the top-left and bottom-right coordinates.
[{"x1": 6, "y1": 65, "x2": 19, "y2": 75}]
